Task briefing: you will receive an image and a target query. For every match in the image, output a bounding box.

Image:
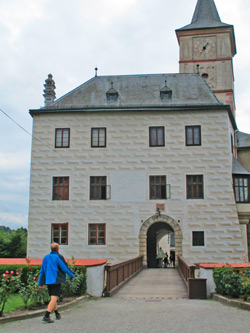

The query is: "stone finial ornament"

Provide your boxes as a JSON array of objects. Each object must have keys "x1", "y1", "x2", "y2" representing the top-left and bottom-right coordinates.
[{"x1": 43, "y1": 74, "x2": 56, "y2": 106}]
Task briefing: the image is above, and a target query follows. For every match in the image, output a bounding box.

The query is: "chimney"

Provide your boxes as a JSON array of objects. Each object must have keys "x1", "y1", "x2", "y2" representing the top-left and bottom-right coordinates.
[{"x1": 43, "y1": 74, "x2": 56, "y2": 106}]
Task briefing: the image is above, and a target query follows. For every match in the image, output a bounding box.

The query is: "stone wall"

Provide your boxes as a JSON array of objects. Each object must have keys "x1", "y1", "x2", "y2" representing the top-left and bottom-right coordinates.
[{"x1": 27, "y1": 109, "x2": 245, "y2": 263}]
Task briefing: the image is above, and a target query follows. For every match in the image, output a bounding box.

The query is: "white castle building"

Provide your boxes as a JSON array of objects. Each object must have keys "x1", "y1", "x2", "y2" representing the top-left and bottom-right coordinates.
[{"x1": 27, "y1": 0, "x2": 250, "y2": 267}]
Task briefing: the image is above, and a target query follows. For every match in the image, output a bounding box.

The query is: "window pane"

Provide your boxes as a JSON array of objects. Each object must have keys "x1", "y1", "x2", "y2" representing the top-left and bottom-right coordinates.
[
  {"x1": 193, "y1": 128, "x2": 200, "y2": 144},
  {"x1": 186, "y1": 126, "x2": 200, "y2": 146},
  {"x1": 99, "y1": 129, "x2": 105, "y2": 146},
  {"x1": 92, "y1": 130, "x2": 99, "y2": 146},
  {"x1": 53, "y1": 177, "x2": 69, "y2": 200},
  {"x1": 55, "y1": 129, "x2": 69, "y2": 148},
  {"x1": 89, "y1": 224, "x2": 105, "y2": 245},
  {"x1": 150, "y1": 128, "x2": 157, "y2": 146},
  {"x1": 150, "y1": 127, "x2": 164, "y2": 146},
  {"x1": 56, "y1": 130, "x2": 62, "y2": 146},
  {"x1": 157, "y1": 128, "x2": 164, "y2": 145},
  {"x1": 62, "y1": 130, "x2": 69, "y2": 147},
  {"x1": 187, "y1": 175, "x2": 203, "y2": 199},
  {"x1": 235, "y1": 189, "x2": 239, "y2": 202},
  {"x1": 193, "y1": 231, "x2": 204, "y2": 246},
  {"x1": 92, "y1": 128, "x2": 106, "y2": 147},
  {"x1": 244, "y1": 187, "x2": 248, "y2": 201},
  {"x1": 52, "y1": 224, "x2": 68, "y2": 245}
]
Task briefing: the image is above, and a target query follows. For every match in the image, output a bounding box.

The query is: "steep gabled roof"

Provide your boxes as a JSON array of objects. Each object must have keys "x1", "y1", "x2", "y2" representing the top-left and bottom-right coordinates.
[
  {"x1": 36, "y1": 73, "x2": 221, "y2": 110},
  {"x1": 233, "y1": 157, "x2": 250, "y2": 175},
  {"x1": 177, "y1": 0, "x2": 232, "y2": 31},
  {"x1": 237, "y1": 132, "x2": 250, "y2": 149}
]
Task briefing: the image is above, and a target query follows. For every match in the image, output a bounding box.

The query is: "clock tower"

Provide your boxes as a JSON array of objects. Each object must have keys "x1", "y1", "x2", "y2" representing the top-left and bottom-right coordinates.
[{"x1": 176, "y1": 0, "x2": 237, "y2": 116}]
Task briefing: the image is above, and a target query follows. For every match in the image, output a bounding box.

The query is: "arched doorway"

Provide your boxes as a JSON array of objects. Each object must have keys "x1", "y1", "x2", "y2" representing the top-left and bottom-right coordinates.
[
  {"x1": 139, "y1": 214, "x2": 182, "y2": 267},
  {"x1": 147, "y1": 222, "x2": 174, "y2": 268}
]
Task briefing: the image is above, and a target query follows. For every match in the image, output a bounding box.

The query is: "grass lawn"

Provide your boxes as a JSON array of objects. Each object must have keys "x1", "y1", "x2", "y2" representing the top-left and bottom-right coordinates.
[{"x1": 3, "y1": 294, "x2": 25, "y2": 313}]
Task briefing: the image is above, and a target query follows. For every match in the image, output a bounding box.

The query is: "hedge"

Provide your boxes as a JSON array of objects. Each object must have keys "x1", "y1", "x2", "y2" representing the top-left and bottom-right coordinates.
[
  {"x1": 0, "y1": 264, "x2": 87, "y2": 296},
  {"x1": 213, "y1": 266, "x2": 250, "y2": 299}
]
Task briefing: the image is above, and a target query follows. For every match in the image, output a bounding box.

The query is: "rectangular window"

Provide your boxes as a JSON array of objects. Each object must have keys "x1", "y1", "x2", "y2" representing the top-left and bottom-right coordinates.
[
  {"x1": 233, "y1": 176, "x2": 250, "y2": 203},
  {"x1": 51, "y1": 223, "x2": 68, "y2": 245},
  {"x1": 90, "y1": 176, "x2": 110, "y2": 200},
  {"x1": 91, "y1": 128, "x2": 106, "y2": 147},
  {"x1": 185, "y1": 126, "x2": 201, "y2": 146},
  {"x1": 192, "y1": 231, "x2": 204, "y2": 246},
  {"x1": 55, "y1": 128, "x2": 70, "y2": 148},
  {"x1": 187, "y1": 175, "x2": 204, "y2": 199},
  {"x1": 149, "y1": 127, "x2": 165, "y2": 147},
  {"x1": 150, "y1": 176, "x2": 167, "y2": 199},
  {"x1": 53, "y1": 177, "x2": 69, "y2": 200},
  {"x1": 88, "y1": 224, "x2": 106, "y2": 245}
]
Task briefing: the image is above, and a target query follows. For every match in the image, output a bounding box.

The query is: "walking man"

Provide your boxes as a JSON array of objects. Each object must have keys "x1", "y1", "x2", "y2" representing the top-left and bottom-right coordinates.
[{"x1": 38, "y1": 243, "x2": 74, "y2": 323}]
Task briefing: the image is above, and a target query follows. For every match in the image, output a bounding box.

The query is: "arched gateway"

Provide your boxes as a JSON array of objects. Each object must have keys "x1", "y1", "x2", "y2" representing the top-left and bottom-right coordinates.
[{"x1": 139, "y1": 215, "x2": 183, "y2": 267}]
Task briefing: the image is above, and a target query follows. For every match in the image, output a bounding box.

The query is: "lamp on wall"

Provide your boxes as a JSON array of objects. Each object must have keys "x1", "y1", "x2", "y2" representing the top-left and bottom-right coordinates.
[{"x1": 156, "y1": 207, "x2": 161, "y2": 217}]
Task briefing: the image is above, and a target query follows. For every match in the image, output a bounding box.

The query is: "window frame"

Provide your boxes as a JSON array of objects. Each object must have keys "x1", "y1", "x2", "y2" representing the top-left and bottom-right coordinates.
[
  {"x1": 149, "y1": 175, "x2": 167, "y2": 200},
  {"x1": 88, "y1": 223, "x2": 106, "y2": 245},
  {"x1": 90, "y1": 176, "x2": 109, "y2": 200},
  {"x1": 185, "y1": 125, "x2": 201, "y2": 146},
  {"x1": 52, "y1": 176, "x2": 69, "y2": 201},
  {"x1": 51, "y1": 223, "x2": 69, "y2": 245},
  {"x1": 192, "y1": 231, "x2": 205, "y2": 247},
  {"x1": 149, "y1": 126, "x2": 165, "y2": 147},
  {"x1": 186, "y1": 175, "x2": 204, "y2": 199},
  {"x1": 55, "y1": 128, "x2": 70, "y2": 148},
  {"x1": 91, "y1": 128, "x2": 107, "y2": 148},
  {"x1": 233, "y1": 175, "x2": 250, "y2": 203}
]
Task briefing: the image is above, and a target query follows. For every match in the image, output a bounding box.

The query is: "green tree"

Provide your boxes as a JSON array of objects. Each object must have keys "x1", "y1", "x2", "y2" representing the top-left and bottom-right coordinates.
[{"x1": 0, "y1": 227, "x2": 27, "y2": 258}]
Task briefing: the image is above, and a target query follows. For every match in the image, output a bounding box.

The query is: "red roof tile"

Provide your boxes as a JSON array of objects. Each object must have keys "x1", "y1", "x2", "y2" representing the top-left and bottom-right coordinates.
[
  {"x1": 0, "y1": 258, "x2": 107, "y2": 267},
  {"x1": 199, "y1": 263, "x2": 250, "y2": 269}
]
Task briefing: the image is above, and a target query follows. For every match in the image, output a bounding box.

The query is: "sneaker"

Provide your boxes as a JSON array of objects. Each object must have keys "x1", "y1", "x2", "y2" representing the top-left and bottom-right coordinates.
[
  {"x1": 55, "y1": 312, "x2": 61, "y2": 320},
  {"x1": 43, "y1": 316, "x2": 54, "y2": 323}
]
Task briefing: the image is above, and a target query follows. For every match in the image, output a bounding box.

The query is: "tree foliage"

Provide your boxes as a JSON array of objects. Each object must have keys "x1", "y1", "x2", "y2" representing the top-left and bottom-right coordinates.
[{"x1": 0, "y1": 227, "x2": 27, "y2": 258}]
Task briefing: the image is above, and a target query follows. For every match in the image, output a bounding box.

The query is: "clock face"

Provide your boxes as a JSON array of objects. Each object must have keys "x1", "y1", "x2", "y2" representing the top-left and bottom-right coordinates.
[{"x1": 193, "y1": 37, "x2": 216, "y2": 59}]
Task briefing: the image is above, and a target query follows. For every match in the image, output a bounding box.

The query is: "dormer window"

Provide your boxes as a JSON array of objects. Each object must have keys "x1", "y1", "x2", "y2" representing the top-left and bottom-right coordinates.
[
  {"x1": 160, "y1": 80, "x2": 172, "y2": 100},
  {"x1": 106, "y1": 82, "x2": 118, "y2": 102}
]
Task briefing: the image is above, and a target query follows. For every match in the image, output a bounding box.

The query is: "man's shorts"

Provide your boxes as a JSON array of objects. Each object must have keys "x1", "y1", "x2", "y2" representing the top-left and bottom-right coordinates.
[{"x1": 47, "y1": 284, "x2": 61, "y2": 297}]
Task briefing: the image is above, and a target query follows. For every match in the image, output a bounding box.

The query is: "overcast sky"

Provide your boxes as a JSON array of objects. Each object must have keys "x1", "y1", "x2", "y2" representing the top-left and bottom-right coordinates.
[{"x1": 0, "y1": 0, "x2": 249, "y2": 229}]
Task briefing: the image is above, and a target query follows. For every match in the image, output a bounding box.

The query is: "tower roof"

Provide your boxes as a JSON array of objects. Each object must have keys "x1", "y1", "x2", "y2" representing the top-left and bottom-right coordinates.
[{"x1": 177, "y1": 0, "x2": 232, "y2": 31}]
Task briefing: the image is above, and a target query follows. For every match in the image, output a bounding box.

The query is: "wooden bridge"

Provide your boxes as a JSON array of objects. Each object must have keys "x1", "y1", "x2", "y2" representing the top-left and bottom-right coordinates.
[
  {"x1": 103, "y1": 256, "x2": 206, "y2": 299},
  {"x1": 113, "y1": 268, "x2": 188, "y2": 299}
]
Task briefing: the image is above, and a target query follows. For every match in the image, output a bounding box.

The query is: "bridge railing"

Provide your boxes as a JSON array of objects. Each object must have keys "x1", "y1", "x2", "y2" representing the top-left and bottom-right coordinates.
[
  {"x1": 177, "y1": 255, "x2": 195, "y2": 287},
  {"x1": 177, "y1": 255, "x2": 207, "y2": 299},
  {"x1": 103, "y1": 255, "x2": 144, "y2": 297}
]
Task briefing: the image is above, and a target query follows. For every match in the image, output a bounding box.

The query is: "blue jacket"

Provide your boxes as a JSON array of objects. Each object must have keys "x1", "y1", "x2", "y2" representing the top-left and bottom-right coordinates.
[{"x1": 38, "y1": 251, "x2": 74, "y2": 285}]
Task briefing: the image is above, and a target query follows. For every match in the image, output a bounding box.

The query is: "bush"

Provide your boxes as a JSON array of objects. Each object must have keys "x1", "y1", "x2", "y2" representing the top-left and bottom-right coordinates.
[
  {"x1": 0, "y1": 261, "x2": 87, "y2": 314},
  {"x1": 19, "y1": 270, "x2": 49, "y2": 309},
  {"x1": 0, "y1": 264, "x2": 41, "y2": 285},
  {"x1": 239, "y1": 269, "x2": 250, "y2": 301},
  {"x1": 213, "y1": 266, "x2": 250, "y2": 299},
  {"x1": 0, "y1": 270, "x2": 21, "y2": 316},
  {"x1": 61, "y1": 265, "x2": 87, "y2": 298}
]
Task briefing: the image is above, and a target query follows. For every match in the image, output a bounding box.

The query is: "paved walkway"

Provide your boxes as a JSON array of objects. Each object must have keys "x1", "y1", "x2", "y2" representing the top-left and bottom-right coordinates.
[
  {"x1": 114, "y1": 268, "x2": 188, "y2": 299},
  {"x1": 2, "y1": 297, "x2": 250, "y2": 333},
  {"x1": 2, "y1": 269, "x2": 250, "y2": 332}
]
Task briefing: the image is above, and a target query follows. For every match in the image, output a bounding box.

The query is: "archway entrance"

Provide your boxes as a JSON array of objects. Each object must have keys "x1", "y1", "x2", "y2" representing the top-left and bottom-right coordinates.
[
  {"x1": 147, "y1": 222, "x2": 174, "y2": 268},
  {"x1": 139, "y1": 215, "x2": 182, "y2": 267}
]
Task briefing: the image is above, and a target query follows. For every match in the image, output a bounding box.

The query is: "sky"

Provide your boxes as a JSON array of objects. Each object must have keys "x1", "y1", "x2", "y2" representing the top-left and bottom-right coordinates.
[{"x1": 0, "y1": 0, "x2": 249, "y2": 230}]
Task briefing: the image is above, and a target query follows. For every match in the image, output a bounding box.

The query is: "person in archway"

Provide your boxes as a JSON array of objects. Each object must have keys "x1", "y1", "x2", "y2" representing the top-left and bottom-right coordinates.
[
  {"x1": 157, "y1": 247, "x2": 165, "y2": 268},
  {"x1": 164, "y1": 252, "x2": 169, "y2": 268},
  {"x1": 170, "y1": 252, "x2": 175, "y2": 268}
]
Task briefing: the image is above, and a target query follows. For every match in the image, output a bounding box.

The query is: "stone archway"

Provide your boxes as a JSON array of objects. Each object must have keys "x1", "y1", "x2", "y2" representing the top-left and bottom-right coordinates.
[{"x1": 139, "y1": 214, "x2": 182, "y2": 266}]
